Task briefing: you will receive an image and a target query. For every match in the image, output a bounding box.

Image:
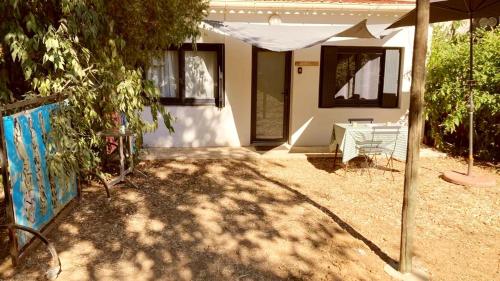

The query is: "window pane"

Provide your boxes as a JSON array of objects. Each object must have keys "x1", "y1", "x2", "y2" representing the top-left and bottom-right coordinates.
[
  {"x1": 147, "y1": 51, "x2": 179, "y2": 98},
  {"x1": 334, "y1": 54, "x2": 356, "y2": 99},
  {"x1": 184, "y1": 51, "x2": 217, "y2": 99},
  {"x1": 383, "y1": 50, "x2": 400, "y2": 94},
  {"x1": 354, "y1": 53, "x2": 381, "y2": 100}
]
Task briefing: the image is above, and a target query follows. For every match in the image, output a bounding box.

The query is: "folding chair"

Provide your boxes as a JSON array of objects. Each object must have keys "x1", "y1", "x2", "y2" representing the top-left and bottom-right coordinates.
[
  {"x1": 335, "y1": 118, "x2": 373, "y2": 172},
  {"x1": 356, "y1": 126, "x2": 400, "y2": 181}
]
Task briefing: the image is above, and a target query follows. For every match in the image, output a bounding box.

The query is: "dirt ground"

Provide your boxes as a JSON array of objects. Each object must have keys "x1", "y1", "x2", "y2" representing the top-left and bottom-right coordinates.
[
  {"x1": 0, "y1": 185, "x2": 7, "y2": 262},
  {"x1": 0, "y1": 156, "x2": 498, "y2": 281}
]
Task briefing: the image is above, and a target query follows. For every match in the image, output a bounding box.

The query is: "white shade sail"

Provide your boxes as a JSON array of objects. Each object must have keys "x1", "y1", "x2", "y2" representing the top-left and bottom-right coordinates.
[{"x1": 202, "y1": 19, "x2": 382, "y2": 52}]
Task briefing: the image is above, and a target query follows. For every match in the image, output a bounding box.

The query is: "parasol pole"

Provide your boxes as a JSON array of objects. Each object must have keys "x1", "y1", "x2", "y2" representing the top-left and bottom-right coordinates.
[
  {"x1": 442, "y1": 8, "x2": 495, "y2": 188},
  {"x1": 467, "y1": 12, "x2": 474, "y2": 176}
]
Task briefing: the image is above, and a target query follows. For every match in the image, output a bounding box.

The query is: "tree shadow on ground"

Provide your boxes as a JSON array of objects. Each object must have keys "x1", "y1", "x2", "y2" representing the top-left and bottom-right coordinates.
[
  {"x1": 3, "y1": 157, "x2": 396, "y2": 281},
  {"x1": 307, "y1": 157, "x2": 401, "y2": 175},
  {"x1": 260, "y1": 172, "x2": 399, "y2": 269}
]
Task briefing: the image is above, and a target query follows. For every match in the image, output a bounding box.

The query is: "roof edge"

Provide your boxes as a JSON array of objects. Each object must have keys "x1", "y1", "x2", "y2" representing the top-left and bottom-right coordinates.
[{"x1": 210, "y1": 1, "x2": 415, "y2": 12}]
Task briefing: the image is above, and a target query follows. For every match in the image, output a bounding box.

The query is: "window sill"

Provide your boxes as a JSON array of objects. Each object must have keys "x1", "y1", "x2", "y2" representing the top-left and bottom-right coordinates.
[
  {"x1": 160, "y1": 103, "x2": 217, "y2": 106},
  {"x1": 319, "y1": 104, "x2": 399, "y2": 109},
  {"x1": 159, "y1": 98, "x2": 217, "y2": 106}
]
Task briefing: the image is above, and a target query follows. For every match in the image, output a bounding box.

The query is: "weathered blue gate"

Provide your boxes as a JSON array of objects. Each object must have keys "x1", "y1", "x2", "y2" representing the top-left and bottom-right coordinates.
[{"x1": 0, "y1": 96, "x2": 79, "y2": 269}]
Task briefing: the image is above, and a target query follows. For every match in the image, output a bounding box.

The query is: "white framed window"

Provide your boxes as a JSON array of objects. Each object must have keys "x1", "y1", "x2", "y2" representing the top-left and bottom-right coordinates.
[{"x1": 147, "y1": 43, "x2": 225, "y2": 107}]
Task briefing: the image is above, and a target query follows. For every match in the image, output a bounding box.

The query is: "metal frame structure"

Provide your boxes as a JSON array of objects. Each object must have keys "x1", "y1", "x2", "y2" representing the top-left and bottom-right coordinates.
[
  {"x1": 0, "y1": 224, "x2": 61, "y2": 279},
  {"x1": 96, "y1": 129, "x2": 137, "y2": 197},
  {"x1": 356, "y1": 126, "x2": 401, "y2": 181},
  {"x1": 0, "y1": 95, "x2": 80, "y2": 267},
  {"x1": 332, "y1": 118, "x2": 374, "y2": 170}
]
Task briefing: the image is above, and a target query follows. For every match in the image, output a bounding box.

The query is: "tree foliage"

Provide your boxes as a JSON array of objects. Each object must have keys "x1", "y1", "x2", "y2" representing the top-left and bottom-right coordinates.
[
  {"x1": 0, "y1": 0, "x2": 208, "y2": 175},
  {"x1": 425, "y1": 24, "x2": 500, "y2": 162}
]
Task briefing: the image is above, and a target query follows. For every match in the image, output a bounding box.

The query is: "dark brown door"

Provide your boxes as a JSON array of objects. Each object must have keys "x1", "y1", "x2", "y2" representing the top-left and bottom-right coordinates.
[{"x1": 251, "y1": 47, "x2": 291, "y2": 144}]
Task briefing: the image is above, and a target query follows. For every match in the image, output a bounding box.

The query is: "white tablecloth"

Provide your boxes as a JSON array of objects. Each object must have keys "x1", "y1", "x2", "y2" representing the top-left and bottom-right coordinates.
[{"x1": 329, "y1": 123, "x2": 408, "y2": 163}]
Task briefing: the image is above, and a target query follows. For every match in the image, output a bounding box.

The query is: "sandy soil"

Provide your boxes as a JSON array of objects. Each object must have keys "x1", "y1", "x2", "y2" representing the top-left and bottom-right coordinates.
[{"x1": 0, "y1": 156, "x2": 498, "y2": 281}]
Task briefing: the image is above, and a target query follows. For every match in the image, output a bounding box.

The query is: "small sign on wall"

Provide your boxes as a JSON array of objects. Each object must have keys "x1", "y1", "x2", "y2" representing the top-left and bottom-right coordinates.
[{"x1": 294, "y1": 61, "x2": 319, "y2": 67}]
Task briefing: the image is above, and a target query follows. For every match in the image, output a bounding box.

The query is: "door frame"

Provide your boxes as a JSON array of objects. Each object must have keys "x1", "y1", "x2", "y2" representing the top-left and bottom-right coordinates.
[{"x1": 250, "y1": 47, "x2": 292, "y2": 144}]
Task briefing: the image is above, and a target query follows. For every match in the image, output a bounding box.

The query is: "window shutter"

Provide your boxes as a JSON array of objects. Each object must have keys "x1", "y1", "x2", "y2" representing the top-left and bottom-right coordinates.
[
  {"x1": 381, "y1": 49, "x2": 401, "y2": 108},
  {"x1": 217, "y1": 65, "x2": 225, "y2": 108},
  {"x1": 216, "y1": 44, "x2": 225, "y2": 108},
  {"x1": 319, "y1": 47, "x2": 337, "y2": 108}
]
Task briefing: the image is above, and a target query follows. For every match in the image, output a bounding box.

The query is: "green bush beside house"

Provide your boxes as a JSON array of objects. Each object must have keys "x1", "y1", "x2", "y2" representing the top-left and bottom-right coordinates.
[{"x1": 425, "y1": 24, "x2": 500, "y2": 162}]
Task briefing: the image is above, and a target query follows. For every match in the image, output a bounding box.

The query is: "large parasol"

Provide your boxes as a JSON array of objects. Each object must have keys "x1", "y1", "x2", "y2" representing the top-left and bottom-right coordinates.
[{"x1": 388, "y1": 0, "x2": 499, "y2": 186}]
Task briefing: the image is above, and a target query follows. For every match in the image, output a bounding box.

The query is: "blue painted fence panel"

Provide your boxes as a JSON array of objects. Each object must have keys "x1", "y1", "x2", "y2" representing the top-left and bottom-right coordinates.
[{"x1": 3, "y1": 103, "x2": 78, "y2": 248}]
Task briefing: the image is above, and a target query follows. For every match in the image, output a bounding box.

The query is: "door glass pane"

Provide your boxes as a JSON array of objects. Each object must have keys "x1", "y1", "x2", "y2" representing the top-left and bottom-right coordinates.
[
  {"x1": 256, "y1": 51, "x2": 286, "y2": 139},
  {"x1": 184, "y1": 51, "x2": 217, "y2": 99}
]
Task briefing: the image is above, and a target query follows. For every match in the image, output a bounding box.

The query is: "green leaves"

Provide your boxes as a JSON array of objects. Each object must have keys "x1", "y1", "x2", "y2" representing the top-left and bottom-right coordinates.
[
  {"x1": 104, "y1": 0, "x2": 208, "y2": 67},
  {"x1": 1, "y1": 0, "x2": 206, "y2": 177},
  {"x1": 425, "y1": 24, "x2": 500, "y2": 161}
]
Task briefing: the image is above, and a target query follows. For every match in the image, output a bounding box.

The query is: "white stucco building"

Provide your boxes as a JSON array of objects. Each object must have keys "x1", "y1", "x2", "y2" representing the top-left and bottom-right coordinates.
[{"x1": 142, "y1": 0, "x2": 419, "y2": 148}]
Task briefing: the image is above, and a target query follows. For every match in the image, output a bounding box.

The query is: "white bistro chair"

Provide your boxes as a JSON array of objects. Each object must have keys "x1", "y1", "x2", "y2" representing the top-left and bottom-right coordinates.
[{"x1": 355, "y1": 126, "x2": 401, "y2": 181}]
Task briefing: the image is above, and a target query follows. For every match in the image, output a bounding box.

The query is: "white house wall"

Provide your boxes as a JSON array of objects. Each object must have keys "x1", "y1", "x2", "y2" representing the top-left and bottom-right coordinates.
[{"x1": 142, "y1": 12, "x2": 422, "y2": 148}]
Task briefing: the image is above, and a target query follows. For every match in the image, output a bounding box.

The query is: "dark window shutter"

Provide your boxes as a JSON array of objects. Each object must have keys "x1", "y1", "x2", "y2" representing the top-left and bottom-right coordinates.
[
  {"x1": 216, "y1": 44, "x2": 225, "y2": 108},
  {"x1": 217, "y1": 65, "x2": 225, "y2": 108},
  {"x1": 319, "y1": 47, "x2": 337, "y2": 108},
  {"x1": 381, "y1": 94, "x2": 398, "y2": 108}
]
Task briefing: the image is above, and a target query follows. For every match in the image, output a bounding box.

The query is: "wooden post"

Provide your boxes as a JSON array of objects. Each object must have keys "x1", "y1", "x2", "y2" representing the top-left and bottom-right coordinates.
[
  {"x1": 0, "y1": 110, "x2": 20, "y2": 265},
  {"x1": 467, "y1": 12, "x2": 474, "y2": 176},
  {"x1": 399, "y1": 0, "x2": 430, "y2": 273}
]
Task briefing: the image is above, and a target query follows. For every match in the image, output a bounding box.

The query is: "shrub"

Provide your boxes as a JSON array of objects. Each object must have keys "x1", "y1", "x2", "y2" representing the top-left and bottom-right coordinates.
[
  {"x1": 0, "y1": 0, "x2": 208, "y2": 175},
  {"x1": 425, "y1": 24, "x2": 500, "y2": 162}
]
